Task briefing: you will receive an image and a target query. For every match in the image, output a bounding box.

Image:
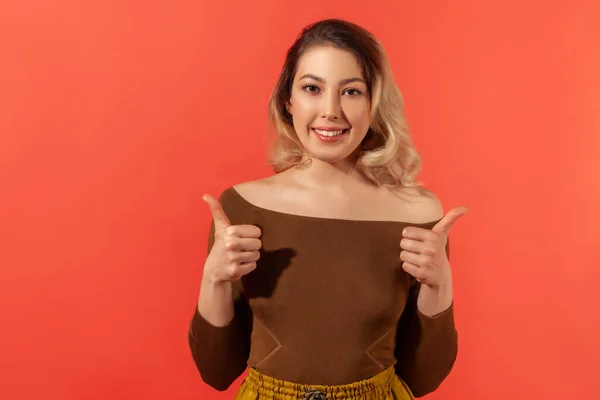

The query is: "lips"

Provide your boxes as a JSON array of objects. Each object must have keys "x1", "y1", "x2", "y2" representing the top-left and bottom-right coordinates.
[
  {"x1": 311, "y1": 127, "x2": 349, "y2": 142},
  {"x1": 311, "y1": 127, "x2": 350, "y2": 137},
  {"x1": 311, "y1": 126, "x2": 349, "y2": 131}
]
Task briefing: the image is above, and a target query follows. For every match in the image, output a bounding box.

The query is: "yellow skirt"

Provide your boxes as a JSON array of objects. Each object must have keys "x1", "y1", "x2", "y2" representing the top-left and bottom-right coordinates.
[{"x1": 235, "y1": 366, "x2": 414, "y2": 400}]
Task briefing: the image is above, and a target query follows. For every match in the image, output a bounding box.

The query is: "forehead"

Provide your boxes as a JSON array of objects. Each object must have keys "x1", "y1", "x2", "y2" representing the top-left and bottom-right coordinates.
[{"x1": 295, "y1": 46, "x2": 364, "y2": 81}]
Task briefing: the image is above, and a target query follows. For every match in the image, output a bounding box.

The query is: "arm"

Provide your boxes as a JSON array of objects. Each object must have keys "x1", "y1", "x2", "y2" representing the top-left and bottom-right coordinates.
[
  {"x1": 187, "y1": 220, "x2": 252, "y2": 391},
  {"x1": 394, "y1": 240, "x2": 458, "y2": 398}
]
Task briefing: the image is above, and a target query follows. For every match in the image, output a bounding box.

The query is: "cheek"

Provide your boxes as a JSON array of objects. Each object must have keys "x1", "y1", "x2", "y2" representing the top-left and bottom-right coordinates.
[
  {"x1": 292, "y1": 95, "x2": 318, "y2": 119},
  {"x1": 343, "y1": 101, "x2": 371, "y2": 127}
]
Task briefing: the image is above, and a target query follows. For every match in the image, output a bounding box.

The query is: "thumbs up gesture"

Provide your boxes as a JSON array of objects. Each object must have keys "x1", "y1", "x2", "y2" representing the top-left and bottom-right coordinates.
[
  {"x1": 202, "y1": 194, "x2": 263, "y2": 284},
  {"x1": 400, "y1": 206, "x2": 468, "y2": 289}
]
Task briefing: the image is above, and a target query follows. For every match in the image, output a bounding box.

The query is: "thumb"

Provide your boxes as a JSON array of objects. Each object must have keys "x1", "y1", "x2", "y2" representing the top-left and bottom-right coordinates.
[
  {"x1": 202, "y1": 194, "x2": 231, "y2": 232},
  {"x1": 432, "y1": 206, "x2": 468, "y2": 236}
]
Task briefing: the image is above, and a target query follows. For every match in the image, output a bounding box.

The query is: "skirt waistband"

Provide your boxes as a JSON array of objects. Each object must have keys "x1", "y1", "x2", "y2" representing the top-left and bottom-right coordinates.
[{"x1": 239, "y1": 366, "x2": 410, "y2": 399}]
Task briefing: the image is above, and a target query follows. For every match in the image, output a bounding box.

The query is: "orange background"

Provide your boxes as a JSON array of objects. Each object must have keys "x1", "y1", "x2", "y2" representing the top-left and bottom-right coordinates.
[{"x1": 1, "y1": 1, "x2": 599, "y2": 399}]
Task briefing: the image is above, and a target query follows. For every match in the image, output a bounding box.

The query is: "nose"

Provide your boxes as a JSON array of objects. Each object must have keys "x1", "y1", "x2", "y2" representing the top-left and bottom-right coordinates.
[{"x1": 321, "y1": 91, "x2": 341, "y2": 120}]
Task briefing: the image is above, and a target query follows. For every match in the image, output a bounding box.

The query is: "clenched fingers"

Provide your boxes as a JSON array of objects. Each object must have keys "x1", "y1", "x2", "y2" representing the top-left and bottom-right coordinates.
[
  {"x1": 228, "y1": 250, "x2": 261, "y2": 264},
  {"x1": 225, "y1": 237, "x2": 262, "y2": 252},
  {"x1": 226, "y1": 225, "x2": 262, "y2": 238},
  {"x1": 228, "y1": 262, "x2": 257, "y2": 281}
]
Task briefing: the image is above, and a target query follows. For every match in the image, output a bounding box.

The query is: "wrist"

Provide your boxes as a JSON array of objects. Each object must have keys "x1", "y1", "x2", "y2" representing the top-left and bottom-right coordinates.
[
  {"x1": 417, "y1": 281, "x2": 453, "y2": 317},
  {"x1": 197, "y1": 277, "x2": 235, "y2": 327},
  {"x1": 201, "y1": 267, "x2": 228, "y2": 287}
]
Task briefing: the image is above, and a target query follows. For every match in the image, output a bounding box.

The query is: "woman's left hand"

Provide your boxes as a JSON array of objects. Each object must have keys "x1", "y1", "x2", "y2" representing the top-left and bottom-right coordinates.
[{"x1": 400, "y1": 207, "x2": 468, "y2": 289}]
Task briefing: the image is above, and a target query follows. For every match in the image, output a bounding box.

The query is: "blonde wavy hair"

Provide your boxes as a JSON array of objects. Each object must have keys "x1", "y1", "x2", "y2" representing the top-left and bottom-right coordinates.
[{"x1": 267, "y1": 19, "x2": 422, "y2": 189}]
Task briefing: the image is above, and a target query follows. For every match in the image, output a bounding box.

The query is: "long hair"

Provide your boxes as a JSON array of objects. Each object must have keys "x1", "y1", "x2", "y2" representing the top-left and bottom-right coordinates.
[{"x1": 267, "y1": 19, "x2": 423, "y2": 188}]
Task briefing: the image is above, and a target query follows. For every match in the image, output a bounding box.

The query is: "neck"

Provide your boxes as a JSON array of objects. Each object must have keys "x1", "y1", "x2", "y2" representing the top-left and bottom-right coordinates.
[{"x1": 291, "y1": 153, "x2": 372, "y2": 191}]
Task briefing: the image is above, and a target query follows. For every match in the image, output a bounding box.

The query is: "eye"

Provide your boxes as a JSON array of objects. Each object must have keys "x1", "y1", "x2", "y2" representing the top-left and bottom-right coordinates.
[
  {"x1": 343, "y1": 88, "x2": 363, "y2": 96},
  {"x1": 302, "y1": 84, "x2": 320, "y2": 93}
]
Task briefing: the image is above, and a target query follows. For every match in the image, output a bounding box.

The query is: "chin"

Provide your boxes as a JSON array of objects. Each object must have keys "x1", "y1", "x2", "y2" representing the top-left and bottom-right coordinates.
[{"x1": 306, "y1": 148, "x2": 356, "y2": 164}]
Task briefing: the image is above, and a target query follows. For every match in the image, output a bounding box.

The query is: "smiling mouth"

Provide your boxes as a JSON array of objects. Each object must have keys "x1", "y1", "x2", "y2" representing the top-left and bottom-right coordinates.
[{"x1": 311, "y1": 128, "x2": 349, "y2": 137}]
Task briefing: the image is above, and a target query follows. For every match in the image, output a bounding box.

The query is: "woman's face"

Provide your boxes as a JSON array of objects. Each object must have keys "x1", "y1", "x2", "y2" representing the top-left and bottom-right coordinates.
[{"x1": 287, "y1": 46, "x2": 371, "y2": 165}]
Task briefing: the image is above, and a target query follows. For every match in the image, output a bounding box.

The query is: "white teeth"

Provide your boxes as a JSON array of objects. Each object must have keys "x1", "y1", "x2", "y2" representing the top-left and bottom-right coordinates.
[{"x1": 313, "y1": 128, "x2": 345, "y2": 137}]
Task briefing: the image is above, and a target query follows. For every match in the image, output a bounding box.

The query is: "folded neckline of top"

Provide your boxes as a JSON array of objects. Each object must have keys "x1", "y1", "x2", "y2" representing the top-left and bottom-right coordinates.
[{"x1": 227, "y1": 187, "x2": 443, "y2": 227}]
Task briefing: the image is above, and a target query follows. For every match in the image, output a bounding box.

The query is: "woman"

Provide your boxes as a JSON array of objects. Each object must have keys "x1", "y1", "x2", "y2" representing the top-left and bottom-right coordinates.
[{"x1": 188, "y1": 18, "x2": 467, "y2": 400}]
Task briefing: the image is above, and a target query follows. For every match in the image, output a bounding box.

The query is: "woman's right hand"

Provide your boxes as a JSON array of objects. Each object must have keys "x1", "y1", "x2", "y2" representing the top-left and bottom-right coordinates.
[{"x1": 201, "y1": 194, "x2": 262, "y2": 284}]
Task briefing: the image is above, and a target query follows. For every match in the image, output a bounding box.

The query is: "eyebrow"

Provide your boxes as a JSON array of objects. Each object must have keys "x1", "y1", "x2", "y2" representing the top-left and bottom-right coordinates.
[{"x1": 298, "y1": 74, "x2": 366, "y2": 85}]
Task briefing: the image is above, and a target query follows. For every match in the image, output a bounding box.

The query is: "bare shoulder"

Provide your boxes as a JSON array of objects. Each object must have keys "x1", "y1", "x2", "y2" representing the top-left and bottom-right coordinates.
[
  {"x1": 232, "y1": 176, "x2": 274, "y2": 197},
  {"x1": 387, "y1": 185, "x2": 445, "y2": 223},
  {"x1": 231, "y1": 173, "x2": 289, "y2": 207}
]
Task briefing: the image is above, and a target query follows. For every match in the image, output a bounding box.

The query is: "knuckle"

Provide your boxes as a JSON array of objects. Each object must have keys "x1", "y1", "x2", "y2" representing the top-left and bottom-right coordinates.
[
  {"x1": 228, "y1": 265, "x2": 239, "y2": 277},
  {"x1": 423, "y1": 247, "x2": 435, "y2": 256}
]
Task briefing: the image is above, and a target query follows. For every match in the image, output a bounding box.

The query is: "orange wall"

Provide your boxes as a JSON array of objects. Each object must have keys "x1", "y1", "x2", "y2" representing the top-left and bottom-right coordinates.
[{"x1": 1, "y1": 1, "x2": 599, "y2": 399}]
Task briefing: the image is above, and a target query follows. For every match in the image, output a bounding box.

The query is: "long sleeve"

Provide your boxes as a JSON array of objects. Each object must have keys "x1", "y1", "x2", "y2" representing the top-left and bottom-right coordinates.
[
  {"x1": 187, "y1": 220, "x2": 252, "y2": 391},
  {"x1": 394, "y1": 239, "x2": 458, "y2": 398}
]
